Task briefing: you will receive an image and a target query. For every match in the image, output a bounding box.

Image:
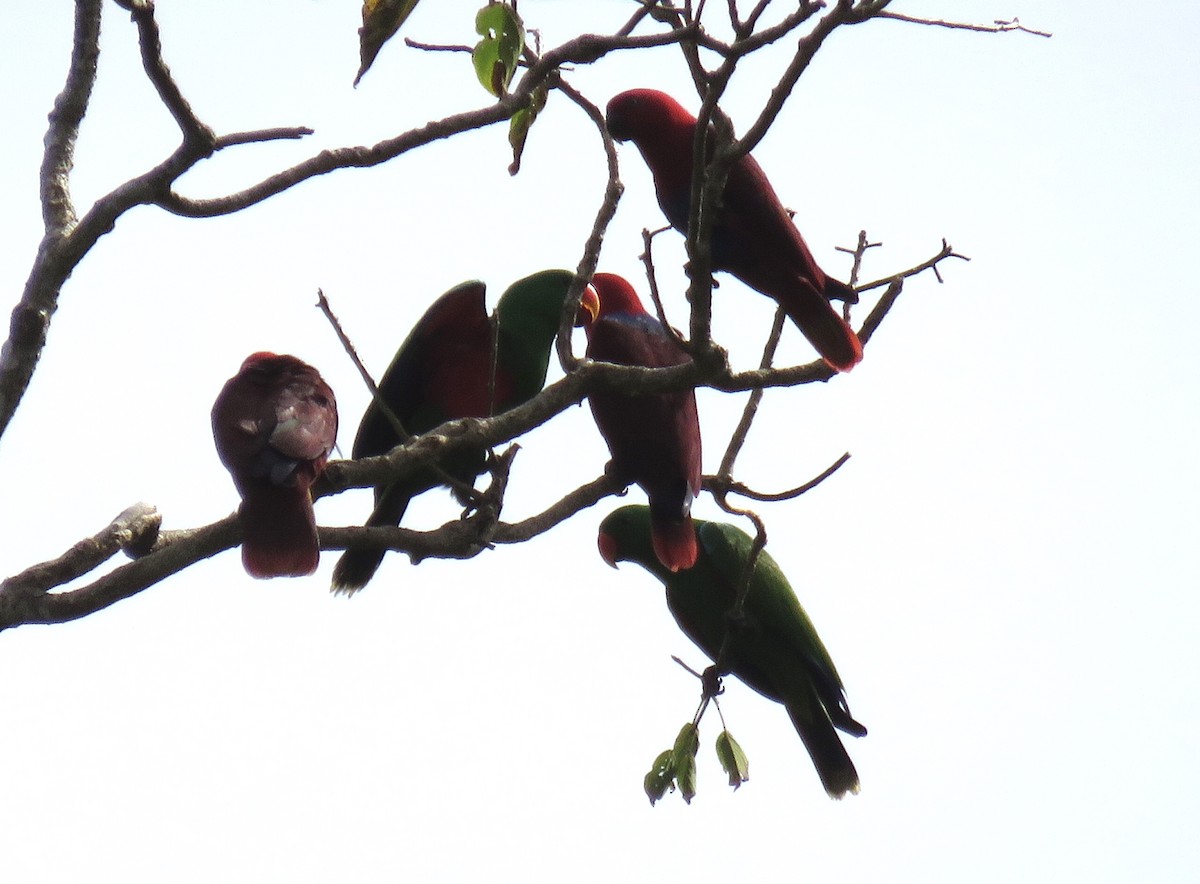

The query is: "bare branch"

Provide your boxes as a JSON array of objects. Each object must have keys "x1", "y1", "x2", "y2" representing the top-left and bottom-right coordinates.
[
  {"x1": 403, "y1": 38, "x2": 474, "y2": 53},
  {"x1": 856, "y1": 238, "x2": 969, "y2": 293},
  {"x1": 715, "y1": 306, "x2": 787, "y2": 485},
  {"x1": 493, "y1": 474, "x2": 624, "y2": 544},
  {"x1": 0, "y1": 0, "x2": 102, "y2": 439},
  {"x1": 215, "y1": 127, "x2": 314, "y2": 148},
  {"x1": 154, "y1": 28, "x2": 699, "y2": 219},
  {"x1": 704, "y1": 451, "x2": 851, "y2": 502},
  {"x1": 552, "y1": 77, "x2": 623, "y2": 374},
  {"x1": 639, "y1": 226, "x2": 693, "y2": 354},
  {"x1": 113, "y1": 0, "x2": 215, "y2": 144},
  {"x1": 0, "y1": 503, "x2": 170, "y2": 630},
  {"x1": 40, "y1": 0, "x2": 101, "y2": 235},
  {"x1": 836, "y1": 229, "x2": 884, "y2": 288},
  {"x1": 875, "y1": 12, "x2": 1052, "y2": 38},
  {"x1": 728, "y1": 2, "x2": 855, "y2": 161},
  {"x1": 0, "y1": 12, "x2": 725, "y2": 441}
]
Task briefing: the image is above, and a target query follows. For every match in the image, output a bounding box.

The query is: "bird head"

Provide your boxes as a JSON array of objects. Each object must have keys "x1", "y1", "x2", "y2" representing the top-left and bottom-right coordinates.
[
  {"x1": 597, "y1": 505, "x2": 657, "y2": 569},
  {"x1": 605, "y1": 89, "x2": 693, "y2": 143},
  {"x1": 588, "y1": 272, "x2": 647, "y2": 322}
]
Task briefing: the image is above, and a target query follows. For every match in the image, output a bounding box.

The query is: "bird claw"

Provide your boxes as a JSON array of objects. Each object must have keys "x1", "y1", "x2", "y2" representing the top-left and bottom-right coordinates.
[{"x1": 701, "y1": 665, "x2": 725, "y2": 700}]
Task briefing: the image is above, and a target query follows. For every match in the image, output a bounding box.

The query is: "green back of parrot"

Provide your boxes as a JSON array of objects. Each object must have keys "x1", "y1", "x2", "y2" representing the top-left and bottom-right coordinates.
[
  {"x1": 494, "y1": 269, "x2": 577, "y2": 406},
  {"x1": 694, "y1": 519, "x2": 847, "y2": 691},
  {"x1": 599, "y1": 505, "x2": 847, "y2": 693}
]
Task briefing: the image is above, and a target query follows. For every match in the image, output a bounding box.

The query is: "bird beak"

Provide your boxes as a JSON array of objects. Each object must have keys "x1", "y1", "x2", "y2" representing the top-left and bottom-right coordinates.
[
  {"x1": 575, "y1": 283, "x2": 601, "y2": 328},
  {"x1": 597, "y1": 531, "x2": 621, "y2": 568}
]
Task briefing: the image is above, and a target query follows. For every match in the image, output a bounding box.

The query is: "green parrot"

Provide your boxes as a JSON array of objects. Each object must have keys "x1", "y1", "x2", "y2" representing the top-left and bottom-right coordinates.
[
  {"x1": 331, "y1": 270, "x2": 599, "y2": 593},
  {"x1": 597, "y1": 504, "x2": 866, "y2": 799}
]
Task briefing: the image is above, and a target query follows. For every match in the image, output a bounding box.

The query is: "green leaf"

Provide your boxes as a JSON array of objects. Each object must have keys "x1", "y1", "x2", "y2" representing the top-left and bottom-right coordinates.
[
  {"x1": 508, "y1": 83, "x2": 547, "y2": 175},
  {"x1": 672, "y1": 723, "x2": 699, "y2": 805},
  {"x1": 355, "y1": 0, "x2": 422, "y2": 86},
  {"x1": 644, "y1": 723, "x2": 701, "y2": 806},
  {"x1": 644, "y1": 750, "x2": 675, "y2": 806},
  {"x1": 472, "y1": 2, "x2": 525, "y2": 97},
  {"x1": 715, "y1": 730, "x2": 750, "y2": 791}
]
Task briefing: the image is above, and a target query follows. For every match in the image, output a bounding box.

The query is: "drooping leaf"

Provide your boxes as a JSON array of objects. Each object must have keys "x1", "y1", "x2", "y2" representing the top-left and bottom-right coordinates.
[
  {"x1": 508, "y1": 82, "x2": 547, "y2": 175},
  {"x1": 715, "y1": 729, "x2": 750, "y2": 791},
  {"x1": 644, "y1": 750, "x2": 675, "y2": 806},
  {"x1": 643, "y1": 723, "x2": 701, "y2": 806},
  {"x1": 355, "y1": 0, "x2": 421, "y2": 86},
  {"x1": 472, "y1": 3, "x2": 525, "y2": 97},
  {"x1": 672, "y1": 723, "x2": 699, "y2": 804}
]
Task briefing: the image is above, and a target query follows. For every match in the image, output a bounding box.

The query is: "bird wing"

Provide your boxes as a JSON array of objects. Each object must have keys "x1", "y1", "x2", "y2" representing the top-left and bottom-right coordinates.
[
  {"x1": 696, "y1": 522, "x2": 849, "y2": 693},
  {"x1": 353, "y1": 280, "x2": 489, "y2": 458}
]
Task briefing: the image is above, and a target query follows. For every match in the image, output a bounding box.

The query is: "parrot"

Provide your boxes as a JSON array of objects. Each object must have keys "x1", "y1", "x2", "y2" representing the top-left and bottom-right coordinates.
[
  {"x1": 604, "y1": 88, "x2": 863, "y2": 373},
  {"x1": 583, "y1": 272, "x2": 702, "y2": 572},
  {"x1": 212, "y1": 352, "x2": 338, "y2": 579},
  {"x1": 331, "y1": 270, "x2": 601, "y2": 593},
  {"x1": 597, "y1": 504, "x2": 866, "y2": 799}
]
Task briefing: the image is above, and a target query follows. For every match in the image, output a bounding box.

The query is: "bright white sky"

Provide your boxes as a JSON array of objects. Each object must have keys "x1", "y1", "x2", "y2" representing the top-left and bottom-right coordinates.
[{"x1": 2, "y1": 1, "x2": 1197, "y2": 881}]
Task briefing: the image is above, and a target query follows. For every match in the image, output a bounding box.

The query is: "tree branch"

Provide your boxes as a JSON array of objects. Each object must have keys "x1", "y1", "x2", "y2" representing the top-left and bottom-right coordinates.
[
  {"x1": 0, "y1": 0, "x2": 102, "y2": 440},
  {"x1": 154, "y1": 27, "x2": 697, "y2": 219},
  {"x1": 551, "y1": 76, "x2": 623, "y2": 374},
  {"x1": 1, "y1": 3, "x2": 985, "y2": 632},
  {"x1": 113, "y1": 0, "x2": 215, "y2": 144},
  {"x1": 874, "y1": 12, "x2": 1052, "y2": 38}
]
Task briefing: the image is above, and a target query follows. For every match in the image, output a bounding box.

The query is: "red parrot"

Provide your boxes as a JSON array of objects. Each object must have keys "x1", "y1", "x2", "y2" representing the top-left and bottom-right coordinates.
[
  {"x1": 212, "y1": 352, "x2": 338, "y2": 579},
  {"x1": 584, "y1": 272, "x2": 701, "y2": 572},
  {"x1": 605, "y1": 89, "x2": 863, "y2": 372}
]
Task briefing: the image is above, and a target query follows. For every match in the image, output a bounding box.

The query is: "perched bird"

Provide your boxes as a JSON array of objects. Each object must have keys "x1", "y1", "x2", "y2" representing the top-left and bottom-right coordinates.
[
  {"x1": 332, "y1": 270, "x2": 600, "y2": 593},
  {"x1": 598, "y1": 505, "x2": 866, "y2": 799},
  {"x1": 584, "y1": 272, "x2": 701, "y2": 572},
  {"x1": 605, "y1": 88, "x2": 863, "y2": 372},
  {"x1": 212, "y1": 352, "x2": 338, "y2": 579}
]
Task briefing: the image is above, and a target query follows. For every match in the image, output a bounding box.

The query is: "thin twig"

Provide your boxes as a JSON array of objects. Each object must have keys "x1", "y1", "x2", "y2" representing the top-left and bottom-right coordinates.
[
  {"x1": 553, "y1": 77, "x2": 623, "y2": 373},
  {"x1": 316, "y1": 288, "x2": 406, "y2": 441},
  {"x1": 704, "y1": 451, "x2": 851, "y2": 502},
  {"x1": 875, "y1": 12, "x2": 1052, "y2": 38},
  {"x1": 114, "y1": 0, "x2": 215, "y2": 145},
  {"x1": 639, "y1": 226, "x2": 692, "y2": 353},
  {"x1": 316, "y1": 288, "x2": 483, "y2": 506},
  {"x1": 715, "y1": 306, "x2": 787, "y2": 481}
]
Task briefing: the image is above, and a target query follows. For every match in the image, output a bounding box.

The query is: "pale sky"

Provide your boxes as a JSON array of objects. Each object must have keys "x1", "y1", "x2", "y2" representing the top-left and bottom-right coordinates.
[{"x1": 1, "y1": 1, "x2": 1197, "y2": 881}]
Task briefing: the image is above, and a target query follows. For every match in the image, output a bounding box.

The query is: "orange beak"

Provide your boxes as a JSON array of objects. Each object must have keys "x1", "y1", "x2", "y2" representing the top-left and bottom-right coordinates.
[{"x1": 575, "y1": 282, "x2": 601, "y2": 327}]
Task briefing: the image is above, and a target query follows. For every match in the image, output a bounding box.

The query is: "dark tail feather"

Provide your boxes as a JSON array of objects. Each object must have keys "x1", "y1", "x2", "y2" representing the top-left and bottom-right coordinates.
[
  {"x1": 330, "y1": 482, "x2": 413, "y2": 595},
  {"x1": 239, "y1": 484, "x2": 320, "y2": 579},
  {"x1": 829, "y1": 707, "x2": 868, "y2": 739},
  {"x1": 776, "y1": 276, "x2": 863, "y2": 372},
  {"x1": 650, "y1": 513, "x2": 698, "y2": 573},
  {"x1": 785, "y1": 697, "x2": 861, "y2": 799},
  {"x1": 807, "y1": 666, "x2": 869, "y2": 738}
]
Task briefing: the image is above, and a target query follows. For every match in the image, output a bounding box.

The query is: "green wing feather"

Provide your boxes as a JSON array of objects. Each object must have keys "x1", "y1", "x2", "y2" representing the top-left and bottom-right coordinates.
[
  {"x1": 494, "y1": 269, "x2": 577, "y2": 404},
  {"x1": 696, "y1": 522, "x2": 847, "y2": 693}
]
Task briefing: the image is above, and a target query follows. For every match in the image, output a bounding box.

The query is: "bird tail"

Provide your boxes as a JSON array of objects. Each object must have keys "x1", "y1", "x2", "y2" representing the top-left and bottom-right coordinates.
[
  {"x1": 239, "y1": 484, "x2": 320, "y2": 579},
  {"x1": 785, "y1": 696, "x2": 861, "y2": 799},
  {"x1": 779, "y1": 277, "x2": 863, "y2": 373},
  {"x1": 650, "y1": 513, "x2": 698, "y2": 573},
  {"x1": 330, "y1": 482, "x2": 413, "y2": 595}
]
